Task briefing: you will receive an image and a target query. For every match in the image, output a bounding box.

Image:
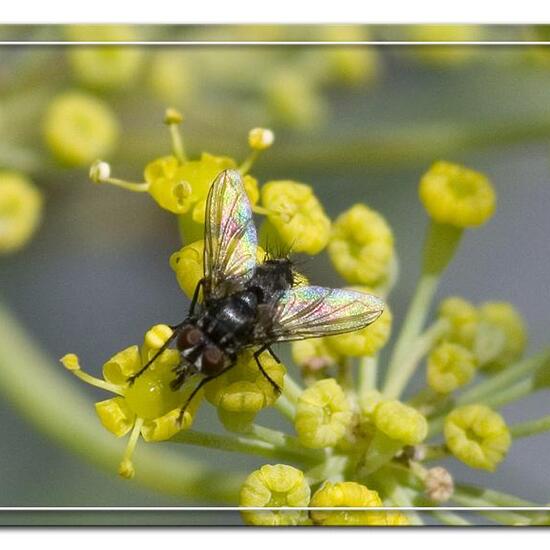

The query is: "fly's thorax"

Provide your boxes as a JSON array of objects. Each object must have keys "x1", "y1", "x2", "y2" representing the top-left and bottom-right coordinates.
[{"x1": 250, "y1": 258, "x2": 295, "y2": 301}]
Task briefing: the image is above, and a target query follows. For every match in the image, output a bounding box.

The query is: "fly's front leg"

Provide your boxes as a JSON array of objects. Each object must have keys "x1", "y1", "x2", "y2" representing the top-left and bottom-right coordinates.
[
  {"x1": 254, "y1": 346, "x2": 282, "y2": 395},
  {"x1": 188, "y1": 278, "x2": 205, "y2": 317}
]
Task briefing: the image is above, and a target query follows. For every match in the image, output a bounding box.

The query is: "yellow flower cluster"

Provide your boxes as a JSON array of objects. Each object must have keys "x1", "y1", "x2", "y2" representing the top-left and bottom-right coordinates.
[
  {"x1": 61, "y1": 324, "x2": 202, "y2": 478},
  {"x1": 444, "y1": 404, "x2": 511, "y2": 471},
  {"x1": 0, "y1": 171, "x2": 42, "y2": 254},
  {"x1": 328, "y1": 203, "x2": 395, "y2": 290}
]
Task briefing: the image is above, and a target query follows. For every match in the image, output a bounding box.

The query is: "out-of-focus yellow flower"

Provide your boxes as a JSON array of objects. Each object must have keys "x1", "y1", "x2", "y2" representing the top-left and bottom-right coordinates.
[
  {"x1": 291, "y1": 338, "x2": 339, "y2": 373},
  {"x1": 476, "y1": 302, "x2": 527, "y2": 372},
  {"x1": 144, "y1": 153, "x2": 236, "y2": 215},
  {"x1": 294, "y1": 378, "x2": 353, "y2": 448},
  {"x1": 65, "y1": 25, "x2": 144, "y2": 90},
  {"x1": 407, "y1": 25, "x2": 484, "y2": 66},
  {"x1": 373, "y1": 400, "x2": 428, "y2": 446},
  {"x1": 61, "y1": 324, "x2": 202, "y2": 478},
  {"x1": 0, "y1": 171, "x2": 42, "y2": 254},
  {"x1": 240, "y1": 464, "x2": 310, "y2": 526},
  {"x1": 419, "y1": 161, "x2": 495, "y2": 228},
  {"x1": 444, "y1": 404, "x2": 511, "y2": 471},
  {"x1": 149, "y1": 51, "x2": 196, "y2": 105},
  {"x1": 204, "y1": 349, "x2": 285, "y2": 414},
  {"x1": 328, "y1": 204, "x2": 395, "y2": 288},
  {"x1": 325, "y1": 290, "x2": 392, "y2": 357},
  {"x1": 438, "y1": 296, "x2": 478, "y2": 349},
  {"x1": 264, "y1": 69, "x2": 326, "y2": 129},
  {"x1": 170, "y1": 240, "x2": 267, "y2": 300},
  {"x1": 427, "y1": 341, "x2": 477, "y2": 394},
  {"x1": 261, "y1": 180, "x2": 331, "y2": 255},
  {"x1": 43, "y1": 91, "x2": 119, "y2": 167},
  {"x1": 310, "y1": 481, "x2": 387, "y2": 526}
]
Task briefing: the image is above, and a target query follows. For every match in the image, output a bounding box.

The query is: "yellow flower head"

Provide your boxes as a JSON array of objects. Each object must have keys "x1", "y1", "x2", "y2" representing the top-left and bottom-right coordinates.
[
  {"x1": 438, "y1": 296, "x2": 479, "y2": 349},
  {"x1": 65, "y1": 25, "x2": 144, "y2": 90},
  {"x1": 62, "y1": 325, "x2": 202, "y2": 478},
  {"x1": 294, "y1": 378, "x2": 353, "y2": 449},
  {"x1": 291, "y1": 338, "x2": 339, "y2": 373},
  {"x1": 240, "y1": 464, "x2": 310, "y2": 526},
  {"x1": 444, "y1": 404, "x2": 511, "y2": 471},
  {"x1": 144, "y1": 153, "x2": 236, "y2": 215},
  {"x1": 328, "y1": 204, "x2": 395, "y2": 288},
  {"x1": 427, "y1": 341, "x2": 477, "y2": 394},
  {"x1": 261, "y1": 180, "x2": 331, "y2": 255},
  {"x1": 373, "y1": 400, "x2": 428, "y2": 446},
  {"x1": 43, "y1": 91, "x2": 119, "y2": 167},
  {"x1": 419, "y1": 161, "x2": 496, "y2": 228},
  {"x1": 204, "y1": 349, "x2": 285, "y2": 414},
  {"x1": 0, "y1": 171, "x2": 42, "y2": 254},
  {"x1": 170, "y1": 240, "x2": 267, "y2": 300},
  {"x1": 476, "y1": 301, "x2": 527, "y2": 372},
  {"x1": 310, "y1": 481, "x2": 387, "y2": 526},
  {"x1": 325, "y1": 289, "x2": 392, "y2": 357}
]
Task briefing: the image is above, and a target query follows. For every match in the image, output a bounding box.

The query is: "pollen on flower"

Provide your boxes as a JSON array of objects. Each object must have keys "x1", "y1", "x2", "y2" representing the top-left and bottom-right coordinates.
[
  {"x1": 261, "y1": 180, "x2": 331, "y2": 255},
  {"x1": 60, "y1": 353, "x2": 81, "y2": 372},
  {"x1": 164, "y1": 107, "x2": 184, "y2": 125},
  {"x1": 89, "y1": 160, "x2": 111, "y2": 183},
  {"x1": 240, "y1": 464, "x2": 310, "y2": 526},
  {"x1": 294, "y1": 378, "x2": 353, "y2": 448},
  {"x1": 0, "y1": 170, "x2": 42, "y2": 254},
  {"x1": 325, "y1": 290, "x2": 392, "y2": 357},
  {"x1": 427, "y1": 341, "x2": 477, "y2": 394},
  {"x1": 43, "y1": 91, "x2": 119, "y2": 167},
  {"x1": 309, "y1": 481, "x2": 387, "y2": 526},
  {"x1": 419, "y1": 161, "x2": 496, "y2": 228},
  {"x1": 444, "y1": 404, "x2": 511, "y2": 471},
  {"x1": 328, "y1": 203, "x2": 395, "y2": 289},
  {"x1": 373, "y1": 400, "x2": 428, "y2": 446}
]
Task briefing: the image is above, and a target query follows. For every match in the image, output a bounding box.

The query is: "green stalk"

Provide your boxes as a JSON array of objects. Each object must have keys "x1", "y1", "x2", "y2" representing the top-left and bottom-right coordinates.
[
  {"x1": 511, "y1": 415, "x2": 550, "y2": 439},
  {"x1": 0, "y1": 299, "x2": 240, "y2": 502},
  {"x1": 358, "y1": 356, "x2": 378, "y2": 399},
  {"x1": 432, "y1": 510, "x2": 471, "y2": 526}
]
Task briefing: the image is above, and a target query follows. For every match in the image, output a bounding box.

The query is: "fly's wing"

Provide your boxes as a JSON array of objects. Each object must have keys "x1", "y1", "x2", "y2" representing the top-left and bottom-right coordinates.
[
  {"x1": 203, "y1": 169, "x2": 258, "y2": 299},
  {"x1": 259, "y1": 286, "x2": 384, "y2": 342}
]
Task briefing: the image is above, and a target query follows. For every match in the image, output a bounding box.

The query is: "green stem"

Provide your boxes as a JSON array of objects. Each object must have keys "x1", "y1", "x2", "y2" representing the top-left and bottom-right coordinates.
[
  {"x1": 358, "y1": 356, "x2": 378, "y2": 398},
  {"x1": 0, "y1": 299, "x2": 240, "y2": 503},
  {"x1": 511, "y1": 415, "x2": 550, "y2": 439},
  {"x1": 432, "y1": 510, "x2": 471, "y2": 526},
  {"x1": 383, "y1": 274, "x2": 441, "y2": 398},
  {"x1": 384, "y1": 484, "x2": 424, "y2": 526},
  {"x1": 172, "y1": 428, "x2": 321, "y2": 465}
]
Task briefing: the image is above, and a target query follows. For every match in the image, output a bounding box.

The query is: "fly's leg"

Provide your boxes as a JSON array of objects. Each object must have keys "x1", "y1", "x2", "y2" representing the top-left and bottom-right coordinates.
[
  {"x1": 187, "y1": 278, "x2": 205, "y2": 318},
  {"x1": 254, "y1": 346, "x2": 282, "y2": 395},
  {"x1": 177, "y1": 362, "x2": 236, "y2": 425},
  {"x1": 127, "y1": 325, "x2": 183, "y2": 385}
]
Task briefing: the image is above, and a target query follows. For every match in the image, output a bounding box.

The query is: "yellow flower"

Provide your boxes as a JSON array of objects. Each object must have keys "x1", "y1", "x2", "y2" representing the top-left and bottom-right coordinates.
[
  {"x1": 291, "y1": 338, "x2": 339, "y2": 373},
  {"x1": 476, "y1": 302, "x2": 527, "y2": 372},
  {"x1": 264, "y1": 69, "x2": 326, "y2": 129},
  {"x1": 204, "y1": 349, "x2": 285, "y2": 414},
  {"x1": 43, "y1": 91, "x2": 119, "y2": 167},
  {"x1": 295, "y1": 378, "x2": 353, "y2": 448},
  {"x1": 240, "y1": 464, "x2": 310, "y2": 526},
  {"x1": 328, "y1": 204, "x2": 395, "y2": 288},
  {"x1": 61, "y1": 325, "x2": 202, "y2": 478},
  {"x1": 144, "y1": 153, "x2": 236, "y2": 214},
  {"x1": 170, "y1": 240, "x2": 267, "y2": 300},
  {"x1": 0, "y1": 171, "x2": 42, "y2": 254},
  {"x1": 65, "y1": 25, "x2": 143, "y2": 90},
  {"x1": 310, "y1": 481, "x2": 387, "y2": 526},
  {"x1": 149, "y1": 50, "x2": 196, "y2": 105},
  {"x1": 427, "y1": 342, "x2": 477, "y2": 394},
  {"x1": 261, "y1": 180, "x2": 331, "y2": 255},
  {"x1": 438, "y1": 296, "x2": 479, "y2": 349},
  {"x1": 325, "y1": 290, "x2": 392, "y2": 357},
  {"x1": 444, "y1": 404, "x2": 511, "y2": 471},
  {"x1": 373, "y1": 400, "x2": 428, "y2": 446},
  {"x1": 419, "y1": 161, "x2": 496, "y2": 228}
]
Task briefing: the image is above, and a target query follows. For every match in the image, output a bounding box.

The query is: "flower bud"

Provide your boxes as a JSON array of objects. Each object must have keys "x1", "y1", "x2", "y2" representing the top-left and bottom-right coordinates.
[
  {"x1": 438, "y1": 296, "x2": 478, "y2": 349},
  {"x1": 427, "y1": 341, "x2": 477, "y2": 394},
  {"x1": 373, "y1": 400, "x2": 428, "y2": 446},
  {"x1": 424, "y1": 466, "x2": 454, "y2": 503}
]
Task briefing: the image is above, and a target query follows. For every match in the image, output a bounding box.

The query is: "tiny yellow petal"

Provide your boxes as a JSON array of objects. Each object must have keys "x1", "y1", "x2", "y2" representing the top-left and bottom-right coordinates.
[{"x1": 95, "y1": 397, "x2": 136, "y2": 437}]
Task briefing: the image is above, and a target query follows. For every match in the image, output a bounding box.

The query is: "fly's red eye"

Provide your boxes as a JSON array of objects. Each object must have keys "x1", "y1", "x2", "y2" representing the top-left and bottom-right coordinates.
[
  {"x1": 202, "y1": 346, "x2": 224, "y2": 375},
  {"x1": 177, "y1": 326, "x2": 203, "y2": 350}
]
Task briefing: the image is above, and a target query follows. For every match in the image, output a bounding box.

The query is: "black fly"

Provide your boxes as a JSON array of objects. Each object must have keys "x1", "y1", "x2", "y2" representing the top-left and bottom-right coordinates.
[{"x1": 128, "y1": 169, "x2": 384, "y2": 422}]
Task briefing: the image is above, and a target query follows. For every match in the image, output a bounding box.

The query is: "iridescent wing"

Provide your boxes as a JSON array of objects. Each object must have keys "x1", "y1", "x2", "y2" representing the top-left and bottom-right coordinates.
[
  {"x1": 258, "y1": 286, "x2": 384, "y2": 342},
  {"x1": 203, "y1": 169, "x2": 258, "y2": 299}
]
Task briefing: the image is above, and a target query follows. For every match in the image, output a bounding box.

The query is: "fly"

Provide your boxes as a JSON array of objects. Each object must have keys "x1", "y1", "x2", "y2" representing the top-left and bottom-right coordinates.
[{"x1": 128, "y1": 169, "x2": 385, "y2": 422}]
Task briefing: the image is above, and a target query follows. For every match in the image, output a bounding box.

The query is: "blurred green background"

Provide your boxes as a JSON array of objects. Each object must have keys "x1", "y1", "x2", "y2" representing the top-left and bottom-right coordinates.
[{"x1": 1, "y1": 24, "x2": 550, "y2": 524}]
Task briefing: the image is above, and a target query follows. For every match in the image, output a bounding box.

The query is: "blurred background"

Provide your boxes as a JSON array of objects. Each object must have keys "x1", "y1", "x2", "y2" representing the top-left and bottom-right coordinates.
[{"x1": 1, "y1": 24, "x2": 550, "y2": 524}]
